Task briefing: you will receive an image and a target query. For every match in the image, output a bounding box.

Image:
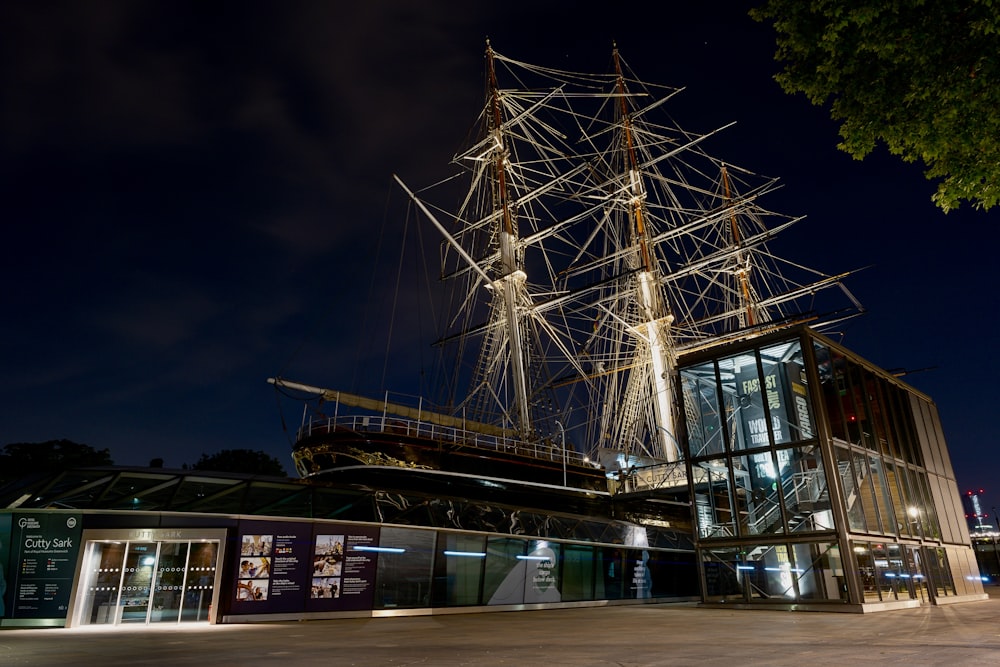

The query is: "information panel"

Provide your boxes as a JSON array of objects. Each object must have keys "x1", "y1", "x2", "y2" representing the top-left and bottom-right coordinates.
[
  {"x1": 229, "y1": 521, "x2": 381, "y2": 615},
  {"x1": 7, "y1": 512, "x2": 82, "y2": 619},
  {"x1": 306, "y1": 525, "x2": 380, "y2": 612},
  {"x1": 231, "y1": 520, "x2": 313, "y2": 614}
]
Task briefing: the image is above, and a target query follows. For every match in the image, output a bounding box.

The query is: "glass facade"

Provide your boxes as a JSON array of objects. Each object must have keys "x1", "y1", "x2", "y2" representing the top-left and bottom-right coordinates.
[
  {"x1": 369, "y1": 530, "x2": 697, "y2": 611},
  {"x1": 680, "y1": 327, "x2": 984, "y2": 608}
]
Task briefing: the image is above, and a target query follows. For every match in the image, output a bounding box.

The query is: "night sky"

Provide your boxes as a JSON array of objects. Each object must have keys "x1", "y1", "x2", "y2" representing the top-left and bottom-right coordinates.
[{"x1": 2, "y1": 2, "x2": 996, "y2": 518}]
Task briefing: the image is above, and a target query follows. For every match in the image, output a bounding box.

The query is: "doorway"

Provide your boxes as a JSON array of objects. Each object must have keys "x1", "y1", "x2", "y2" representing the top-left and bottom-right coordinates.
[{"x1": 71, "y1": 529, "x2": 224, "y2": 626}]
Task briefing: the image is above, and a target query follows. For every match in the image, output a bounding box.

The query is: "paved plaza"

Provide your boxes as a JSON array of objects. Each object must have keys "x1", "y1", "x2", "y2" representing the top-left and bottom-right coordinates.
[{"x1": 3, "y1": 594, "x2": 1000, "y2": 667}]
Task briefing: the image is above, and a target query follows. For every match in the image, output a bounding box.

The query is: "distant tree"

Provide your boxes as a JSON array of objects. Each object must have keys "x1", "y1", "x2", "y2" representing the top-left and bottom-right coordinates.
[
  {"x1": 191, "y1": 449, "x2": 287, "y2": 477},
  {"x1": 0, "y1": 439, "x2": 113, "y2": 484},
  {"x1": 751, "y1": 0, "x2": 1000, "y2": 212}
]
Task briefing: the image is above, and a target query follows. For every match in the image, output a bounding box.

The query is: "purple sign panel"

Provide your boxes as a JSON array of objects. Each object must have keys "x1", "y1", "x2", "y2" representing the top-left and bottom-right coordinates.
[
  {"x1": 306, "y1": 525, "x2": 380, "y2": 612},
  {"x1": 230, "y1": 520, "x2": 312, "y2": 614}
]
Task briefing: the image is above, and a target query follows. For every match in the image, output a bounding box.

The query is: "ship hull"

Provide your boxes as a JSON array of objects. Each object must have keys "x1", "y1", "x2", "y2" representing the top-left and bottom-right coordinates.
[{"x1": 292, "y1": 427, "x2": 609, "y2": 494}]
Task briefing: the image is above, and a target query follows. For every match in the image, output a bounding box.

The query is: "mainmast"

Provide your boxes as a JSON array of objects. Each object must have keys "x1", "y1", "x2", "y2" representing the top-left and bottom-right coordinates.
[
  {"x1": 486, "y1": 41, "x2": 532, "y2": 437},
  {"x1": 613, "y1": 47, "x2": 678, "y2": 462}
]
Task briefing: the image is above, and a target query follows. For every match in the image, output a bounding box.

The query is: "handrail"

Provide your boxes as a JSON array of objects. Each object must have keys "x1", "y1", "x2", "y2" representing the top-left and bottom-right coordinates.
[{"x1": 299, "y1": 414, "x2": 598, "y2": 469}]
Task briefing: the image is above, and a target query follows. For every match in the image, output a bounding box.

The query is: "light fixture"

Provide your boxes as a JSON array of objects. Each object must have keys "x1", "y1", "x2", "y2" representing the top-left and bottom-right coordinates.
[
  {"x1": 353, "y1": 546, "x2": 405, "y2": 554},
  {"x1": 443, "y1": 551, "x2": 486, "y2": 558}
]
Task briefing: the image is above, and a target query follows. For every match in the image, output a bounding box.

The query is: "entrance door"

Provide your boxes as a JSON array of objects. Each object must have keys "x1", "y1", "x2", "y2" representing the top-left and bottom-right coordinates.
[
  {"x1": 120, "y1": 542, "x2": 157, "y2": 622},
  {"x1": 905, "y1": 546, "x2": 931, "y2": 603},
  {"x1": 75, "y1": 539, "x2": 219, "y2": 626}
]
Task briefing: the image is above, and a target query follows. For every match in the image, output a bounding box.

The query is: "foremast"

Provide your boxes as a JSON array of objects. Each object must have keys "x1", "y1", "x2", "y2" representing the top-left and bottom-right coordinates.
[{"x1": 485, "y1": 41, "x2": 533, "y2": 438}]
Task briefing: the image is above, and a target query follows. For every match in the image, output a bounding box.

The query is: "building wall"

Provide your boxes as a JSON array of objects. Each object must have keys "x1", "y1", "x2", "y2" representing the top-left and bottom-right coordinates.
[{"x1": 1, "y1": 508, "x2": 698, "y2": 628}]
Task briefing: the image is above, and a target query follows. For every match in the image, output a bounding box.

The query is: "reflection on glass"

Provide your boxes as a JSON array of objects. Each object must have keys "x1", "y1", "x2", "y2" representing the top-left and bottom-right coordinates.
[
  {"x1": 561, "y1": 545, "x2": 594, "y2": 602},
  {"x1": 733, "y1": 453, "x2": 784, "y2": 536},
  {"x1": 436, "y1": 533, "x2": 485, "y2": 606},
  {"x1": 78, "y1": 541, "x2": 126, "y2": 625},
  {"x1": 702, "y1": 547, "x2": 744, "y2": 602},
  {"x1": 681, "y1": 362, "x2": 724, "y2": 457},
  {"x1": 834, "y1": 446, "x2": 867, "y2": 532},
  {"x1": 483, "y1": 537, "x2": 525, "y2": 605},
  {"x1": 792, "y1": 542, "x2": 846, "y2": 601},
  {"x1": 694, "y1": 463, "x2": 735, "y2": 538},
  {"x1": 720, "y1": 351, "x2": 766, "y2": 451},
  {"x1": 780, "y1": 446, "x2": 833, "y2": 533},
  {"x1": 151, "y1": 542, "x2": 188, "y2": 623},
  {"x1": 119, "y1": 543, "x2": 156, "y2": 623},
  {"x1": 373, "y1": 527, "x2": 435, "y2": 609}
]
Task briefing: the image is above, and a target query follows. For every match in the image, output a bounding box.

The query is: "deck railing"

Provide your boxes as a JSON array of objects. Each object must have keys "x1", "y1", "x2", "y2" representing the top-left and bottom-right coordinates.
[{"x1": 299, "y1": 414, "x2": 598, "y2": 469}]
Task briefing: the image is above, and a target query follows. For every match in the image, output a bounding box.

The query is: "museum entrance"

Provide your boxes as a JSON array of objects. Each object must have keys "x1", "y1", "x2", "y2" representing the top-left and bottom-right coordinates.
[{"x1": 69, "y1": 528, "x2": 226, "y2": 627}]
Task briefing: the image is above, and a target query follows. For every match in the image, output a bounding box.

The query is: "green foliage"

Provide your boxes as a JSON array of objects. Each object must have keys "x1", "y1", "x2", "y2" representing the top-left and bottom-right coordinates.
[
  {"x1": 0, "y1": 439, "x2": 113, "y2": 484},
  {"x1": 191, "y1": 448, "x2": 287, "y2": 477},
  {"x1": 752, "y1": 0, "x2": 1000, "y2": 211}
]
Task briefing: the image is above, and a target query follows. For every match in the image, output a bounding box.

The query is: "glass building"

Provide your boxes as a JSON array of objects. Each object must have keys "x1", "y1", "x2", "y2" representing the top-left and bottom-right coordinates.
[{"x1": 679, "y1": 325, "x2": 985, "y2": 609}]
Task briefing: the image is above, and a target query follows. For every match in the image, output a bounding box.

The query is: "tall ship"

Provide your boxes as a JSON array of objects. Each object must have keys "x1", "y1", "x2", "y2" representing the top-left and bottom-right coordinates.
[{"x1": 270, "y1": 43, "x2": 862, "y2": 508}]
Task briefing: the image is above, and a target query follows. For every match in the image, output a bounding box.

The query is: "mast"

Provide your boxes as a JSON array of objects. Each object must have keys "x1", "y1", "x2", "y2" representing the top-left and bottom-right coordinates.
[
  {"x1": 613, "y1": 46, "x2": 678, "y2": 462},
  {"x1": 485, "y1": 41, "x2": 533, "y2": 437},
  {"x1": 723, "y1": 165, "x2": 757, "y2": 329}
]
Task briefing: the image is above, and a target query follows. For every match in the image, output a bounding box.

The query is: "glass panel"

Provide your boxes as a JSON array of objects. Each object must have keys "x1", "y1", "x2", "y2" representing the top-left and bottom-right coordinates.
[
  {"x1": 742, "y1": 543, "x2": 797, "y2": 600},
  {"x1": 915, "y1": 472, "x2": 942, "y2": 540},
  {"x1": 77, "y1": 541, "x2": 126, "y2": 625},
  {"x1": 852, "y1": 542, "x2": 882, "y2": 603},
  {"x1": 876, "y1": 378, "x2": 906, "y2": 461},
  {"x1": 814, "y1": 343, "x2": 848, "y2": 443},
  {"x1": 899, "y1": 467, "x2": 926, "y2": 539},
  {"x1": 883, "y1": 461, "x2": 912, "y2": 538},
  {"x1": 792, "y1": 542, "x2": 847, "y2": 601},
  {"x1": 433, "y1": 533, "x2": 485, "y2": 606},
  {"x1": 561, "y1": 544, "x2": 594, "y2": 602},
  {"x1": 183, "y1": 542, "x2": 218, "y2": 621},
  {"x1": 100, "y1": 473, "x2": 176, "y2": 511},
  {"x1": 854, "y1": 452, "x2": 883, "y2": 533},
  {"x1": 597, "y1": 545, "x2": 628, "y2": 600},
  {"x1": 693, "y1": 462, "x2": 736, "y2": 538},
  {"x1": 680, "y1": 362, "x2": 725, "y2": 457},
  {"x1": 904, "y1": 547, "x2": 930, "y2": 602},
  {"x1": 869, "y1": 456, "x2": 898, "y2": 536},
  {"x1": 150, "y1": 542, "x2": 188, "y2": 623},
  {"x1": 834, "y1": 445, "x2": 868, "y2": 531},
  {"x1": 483, "y1": 537, "x2": 525, "y2": 605},
  {"x1": 886, "y1": 383, "x2": 922, "y2": 466},
  {"x1": 120, "y1": 542, "x2": 157, "y2": 622},
  {"x1": 866, "y1": 374, "x2": 897, "y2": 459},
  {"x1": 702, "y1": 547, "x2": 744, "y2": 603},
  {"x1": 782, "y1": 445, "x2": 834, "y2": 533},
  {"x1": 734, "y1": 453, "x2": 784, "y2": 536},
  {"x1": 843, "y1": 364, "x2": 869, "y2": 448},
  {"x1": 881, "y1": 543, "x2": 908, "y2": 600},
  {"x1": 718, "y1": 351, "x2": 765, "y2": 451},
  {"x1": 372, "y1": 527, "x2": 435, "y2": 609},
  {"x1": 523, "y1": 540, "x2": 561, "y2": 603},
  {"x1": 647, "y1": 549, "x2": 698, "y2": 598},
  {"x1": 759, "y1": 340, "x2": 813, "y2": 445}
]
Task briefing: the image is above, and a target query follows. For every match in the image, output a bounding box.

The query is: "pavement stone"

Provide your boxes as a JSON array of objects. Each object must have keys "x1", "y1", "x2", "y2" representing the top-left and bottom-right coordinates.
[{"x1": 3, "y1": 593, "x2": 1000, "y2": 666}]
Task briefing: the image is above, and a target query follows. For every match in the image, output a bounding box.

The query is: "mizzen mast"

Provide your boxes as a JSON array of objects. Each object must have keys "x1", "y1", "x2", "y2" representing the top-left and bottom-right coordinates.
[{"x1": 722, "y1": 165, "x2": 758, "y2": 329}]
